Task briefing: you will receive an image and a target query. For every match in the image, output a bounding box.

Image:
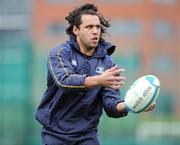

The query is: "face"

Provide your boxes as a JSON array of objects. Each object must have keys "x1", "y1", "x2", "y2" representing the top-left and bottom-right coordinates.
[{"x1": 73, "y1": 14, "x2": 101, "y2": 50}]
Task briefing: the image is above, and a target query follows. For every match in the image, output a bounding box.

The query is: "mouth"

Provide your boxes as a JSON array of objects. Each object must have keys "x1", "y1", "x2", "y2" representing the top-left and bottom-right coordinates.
[{"x1": 91, "y1": 37, "x2": 98, "y2": 43}]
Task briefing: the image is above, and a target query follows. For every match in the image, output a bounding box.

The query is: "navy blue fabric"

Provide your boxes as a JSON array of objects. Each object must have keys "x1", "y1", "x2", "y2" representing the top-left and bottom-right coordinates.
[
  {"x1": 41, "y1": 127, "x2": 100, "y2": 145},
  {"x1": 35, "y1": 35, "x2": 128, "y2": 144}
]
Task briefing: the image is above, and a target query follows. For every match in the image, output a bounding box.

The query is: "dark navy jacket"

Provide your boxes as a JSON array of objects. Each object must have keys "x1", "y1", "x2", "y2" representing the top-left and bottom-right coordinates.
[{"x1": 35, "y1": 35, "x2": 128, "y2": 135}]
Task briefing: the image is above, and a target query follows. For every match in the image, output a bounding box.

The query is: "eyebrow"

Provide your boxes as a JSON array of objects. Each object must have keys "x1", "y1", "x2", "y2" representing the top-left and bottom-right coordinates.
[{"x1": 85, "y1": 24, "x2": 101, "y2": 27}]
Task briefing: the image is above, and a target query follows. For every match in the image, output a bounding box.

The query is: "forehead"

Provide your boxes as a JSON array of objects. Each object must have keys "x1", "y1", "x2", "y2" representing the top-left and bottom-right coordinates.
[{"x1": 80, "y1": 14, "x2": 100, "y2": 25}]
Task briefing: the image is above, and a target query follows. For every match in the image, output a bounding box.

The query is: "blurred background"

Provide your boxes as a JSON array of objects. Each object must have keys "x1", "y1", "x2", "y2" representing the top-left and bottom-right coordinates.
[{"x1": 0, "y1": 0, "x2": 179, "y2": 145}]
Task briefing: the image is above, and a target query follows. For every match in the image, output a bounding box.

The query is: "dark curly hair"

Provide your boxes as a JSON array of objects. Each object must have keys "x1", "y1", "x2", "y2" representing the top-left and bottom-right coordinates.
[{"x1": 65, "y1": 3, "x2": 110, "y2": 42}]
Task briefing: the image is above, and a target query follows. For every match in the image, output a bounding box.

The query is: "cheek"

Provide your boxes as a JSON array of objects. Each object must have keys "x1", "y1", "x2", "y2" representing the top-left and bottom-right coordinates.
[
  {"x1": 78, "y1": 34, "x2": 88, "y2": 43},
  {"x1": 80, "y1": 32, "x2": 89, "y2": 40}
]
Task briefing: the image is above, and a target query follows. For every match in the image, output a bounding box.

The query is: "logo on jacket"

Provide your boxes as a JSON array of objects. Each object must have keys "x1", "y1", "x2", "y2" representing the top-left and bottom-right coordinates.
[
  {"x1": 95, "y1": 66, "x2": 105, "y2": 74},
  {"x1": 71, "y1": 60, "x2": 77, "y2": 66}
]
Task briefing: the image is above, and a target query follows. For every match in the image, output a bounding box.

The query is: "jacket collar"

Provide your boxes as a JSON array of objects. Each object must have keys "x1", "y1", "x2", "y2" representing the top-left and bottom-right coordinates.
[{"x1": 68, "y1": 35, "x2": 116, "y2": 58}]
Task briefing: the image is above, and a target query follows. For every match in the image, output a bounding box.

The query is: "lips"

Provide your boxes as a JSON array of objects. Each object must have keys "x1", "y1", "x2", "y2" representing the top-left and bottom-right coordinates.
[
  {"x1": 92, "y1": 37, "x2": 98, "y2": 40},
  {"x1": 92, "y1": 37, "x2": 98, "y2": 41}
]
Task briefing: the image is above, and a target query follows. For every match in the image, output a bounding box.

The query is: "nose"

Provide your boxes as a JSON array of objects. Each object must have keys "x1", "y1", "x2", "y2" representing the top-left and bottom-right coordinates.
[{"x1": 92, "y1": 27, "x2": 99, "y2": 34}]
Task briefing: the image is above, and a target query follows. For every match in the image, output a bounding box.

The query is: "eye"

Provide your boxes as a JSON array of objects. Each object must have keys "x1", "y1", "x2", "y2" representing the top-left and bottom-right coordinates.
[
  {"x1": 85, "y1": 25, "x2": 101, "y2": 30},
  {"x1": 89, "y1": 25, "x2": 94, "y2": 29},
  {"x1": 96, "y1": 25, "x2": 101, "y2": 29}
]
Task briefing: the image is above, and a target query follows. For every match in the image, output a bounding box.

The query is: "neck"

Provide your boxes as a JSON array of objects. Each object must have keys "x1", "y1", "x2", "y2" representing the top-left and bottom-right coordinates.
[{"x1": 80, "y1": 47, "x2": 95, "y2": 56}]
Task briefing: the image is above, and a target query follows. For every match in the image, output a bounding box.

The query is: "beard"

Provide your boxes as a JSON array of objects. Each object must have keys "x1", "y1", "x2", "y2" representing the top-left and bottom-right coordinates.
[{"x1": 81, "y1": 38, "x2": 99, "y2": 50}]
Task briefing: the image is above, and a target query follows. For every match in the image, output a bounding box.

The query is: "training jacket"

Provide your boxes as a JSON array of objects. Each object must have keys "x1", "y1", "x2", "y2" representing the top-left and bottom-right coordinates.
[{"x1": 35, "y1": 35, "x2": 128, "y2": 135}]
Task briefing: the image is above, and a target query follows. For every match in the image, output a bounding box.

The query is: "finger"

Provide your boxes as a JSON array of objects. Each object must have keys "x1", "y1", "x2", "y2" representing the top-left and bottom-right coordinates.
[
  {"x1": 145, "y1": 102, "x2": 156, "y2": 112},
  {"x1": 111, "y1": 84, "x2": 121, "y2": 89},
  {"x1": 111, "y1": 81, "x2": 125, "y2": 89},
  {"x1": 119, "y1": 81, "x2": 125, "y2": 85},
  {"x1": 111, "y1": 69, "x2": 125, "y2": 76},
  {"x1": 152, "y1": 102, "x2": 156, "y2": 106},
  {"x1": 112, "y1": 76, "x2": 126, "y2": 82},
  {"x1": 149, "y1": 102, "x2": 156, "y2": 110},
  {"x1": 112, "y1": 86, "x2": 120, "y2": 89},
  {"x1": 107, "y1": 65, "x2": 119, "y2": 72},
  {"x1": 111, "y1": 82, "x2": 125, "y2": 89},
  {"x1": 110, "y1": 69, "x2": 121, "y2": 76},
  {"x1": 113, "y1": 80, "x2": 125, "y2": 85},
  {"x1": 145, "y1": 106, "x2": 150, "y2": 112},
  {"x1": 119, "y1": 68, "x2": 125, "y2": 73},
  {"x1": 151, "y1": 103, "x2": 156, "y2": 110}
]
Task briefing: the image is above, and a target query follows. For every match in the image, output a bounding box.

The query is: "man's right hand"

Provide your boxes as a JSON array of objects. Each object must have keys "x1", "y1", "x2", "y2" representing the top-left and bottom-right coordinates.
[{"x1": 85, "y1": 65, "x2": 126, "y2": 89}]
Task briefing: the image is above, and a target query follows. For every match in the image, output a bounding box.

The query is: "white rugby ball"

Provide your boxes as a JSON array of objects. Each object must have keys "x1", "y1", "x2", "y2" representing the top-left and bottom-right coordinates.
[{"x1": 124, "y1": 75, "x2": 160, "y2": 113}]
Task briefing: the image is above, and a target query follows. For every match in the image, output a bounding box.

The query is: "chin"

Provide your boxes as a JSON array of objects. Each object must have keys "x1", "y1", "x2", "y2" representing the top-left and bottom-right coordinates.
[
  {"x1": 91, "y1": 45, "x2": 98, "y2": 49},
  {"x1": 91, "y1": 43, "x2": 98, "y2": 48},
  {"x1": 87, "y1": 42, "x2": 98, "y2": 49}
]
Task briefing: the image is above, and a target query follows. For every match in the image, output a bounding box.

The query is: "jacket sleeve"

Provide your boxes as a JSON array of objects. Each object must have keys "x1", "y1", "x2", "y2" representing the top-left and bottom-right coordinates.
[
  {"x1": 101, "y1": 87, "x2": 128, "y2": 118},
  {"x1": 101, "y1": 55, "x2": 128, "y2": 118},
  {"x1": 48, "y1": 46, "x2": 87, "y2": 92}
]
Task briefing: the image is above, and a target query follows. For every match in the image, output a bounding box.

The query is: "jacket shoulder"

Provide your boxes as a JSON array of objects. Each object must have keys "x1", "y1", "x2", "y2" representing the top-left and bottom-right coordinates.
[{"x1": 49, "y1": 42, "x2": 73, "y2": 56}]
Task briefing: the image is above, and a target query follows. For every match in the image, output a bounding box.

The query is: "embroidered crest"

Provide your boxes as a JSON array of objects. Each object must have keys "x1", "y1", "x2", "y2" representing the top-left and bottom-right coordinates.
[
  {"x1": 71, "y1": 60, "x2": 77, "y2": 66},
  {"x1": 95, "y1": 66, "x2": 105, "y2": 74}
]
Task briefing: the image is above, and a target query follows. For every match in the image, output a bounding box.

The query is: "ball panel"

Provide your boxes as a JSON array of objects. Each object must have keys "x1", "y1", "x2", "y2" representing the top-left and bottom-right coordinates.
[{"x1": 145, "y1": 75, "x2": 160, "y2": 87}]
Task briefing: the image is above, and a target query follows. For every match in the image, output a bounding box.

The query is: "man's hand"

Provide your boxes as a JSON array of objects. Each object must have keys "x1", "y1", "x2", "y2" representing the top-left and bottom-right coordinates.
[
  {"x1": 116, "y1": 102, "x2": 156, "y2": 113},
  {"x1": 144, "y1": 102, "x2": 156, "y2": 112},
  {"x1": 97, "y1": 65, "x2": 126, "y2": 89},
  {"x1": 85, "y1": 65, "x2": 126, "y2": 89}
]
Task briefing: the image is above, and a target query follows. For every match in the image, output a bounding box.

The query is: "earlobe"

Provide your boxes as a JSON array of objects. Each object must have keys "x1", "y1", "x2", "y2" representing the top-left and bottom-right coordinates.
[{"x1": 73, "y1": 25, "x2": 78, "y2": 36}]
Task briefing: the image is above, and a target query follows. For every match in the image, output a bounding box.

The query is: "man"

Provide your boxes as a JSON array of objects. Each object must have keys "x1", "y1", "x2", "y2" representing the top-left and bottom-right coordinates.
[{"x1": 35, "y1": 3, "x2": 155, "y2": 145}]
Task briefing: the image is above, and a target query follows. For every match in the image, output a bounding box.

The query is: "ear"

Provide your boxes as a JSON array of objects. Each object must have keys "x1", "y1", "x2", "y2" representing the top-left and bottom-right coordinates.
[{"x1": 73, "y1": 25, "x2": 79, "y2": 36}]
